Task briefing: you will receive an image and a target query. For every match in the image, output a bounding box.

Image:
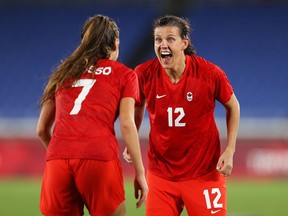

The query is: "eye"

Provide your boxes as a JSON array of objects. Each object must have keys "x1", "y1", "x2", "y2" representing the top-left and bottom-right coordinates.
[
  {"x1": 167, "y1": 37, "x2": 175, "y2": 43},
  {"x1": 155, "y1": 37, "x2": 162, "y2": 44}
]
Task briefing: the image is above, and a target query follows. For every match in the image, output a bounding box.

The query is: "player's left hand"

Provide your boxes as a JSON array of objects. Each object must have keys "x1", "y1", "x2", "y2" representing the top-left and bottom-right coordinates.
[
  {"x1": 134, "y1": 175, "x2": 148, "y2": 208},
  {"x1": 216, "y1": 148, "x2": 234, "y2": 177}
]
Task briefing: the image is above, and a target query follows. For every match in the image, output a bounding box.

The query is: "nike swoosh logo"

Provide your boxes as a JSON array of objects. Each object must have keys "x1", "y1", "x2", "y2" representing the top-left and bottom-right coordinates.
[
  {"x1": 156, "y1": 94, "x2": 166, "y2": 99},
  {"x1": 211, "y1": 209, "x2": 221, "y2": 214}
]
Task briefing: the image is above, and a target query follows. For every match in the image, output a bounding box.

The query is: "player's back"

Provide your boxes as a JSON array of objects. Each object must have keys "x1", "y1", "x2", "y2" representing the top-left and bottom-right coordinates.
[{"x1": 47, "y1": 59, "x2": 137, "y2": 161}]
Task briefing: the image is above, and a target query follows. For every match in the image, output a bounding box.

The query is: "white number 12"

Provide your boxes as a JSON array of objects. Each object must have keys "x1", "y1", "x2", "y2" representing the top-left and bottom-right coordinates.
[
  {"x1": 70, "y1": 79, "x2": 96, "y2": 115},
  {"x1": 167, "y1": 107, "x2": 186, "y2": 127},
  {"x1": 203, "y1": 188, "x2": 223, "y2": 209}
]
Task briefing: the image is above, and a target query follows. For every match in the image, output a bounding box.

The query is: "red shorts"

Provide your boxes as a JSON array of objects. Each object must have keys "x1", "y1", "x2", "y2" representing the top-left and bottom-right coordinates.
[
  {"x1": 40, "y1": 158, "x2": 125, "y2": 216},
  {"x1": 146, "y1": 170, "x2": 226, "y2": 216}
]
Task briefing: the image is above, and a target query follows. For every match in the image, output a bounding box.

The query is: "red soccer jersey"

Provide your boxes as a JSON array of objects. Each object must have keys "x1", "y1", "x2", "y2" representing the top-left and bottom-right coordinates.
[
  {"x1": 135, "y1": 55, "x2": 233, "y2": 181},
  {"x1": 46, "y1": 59, "x2": 139, "y2": 161}
]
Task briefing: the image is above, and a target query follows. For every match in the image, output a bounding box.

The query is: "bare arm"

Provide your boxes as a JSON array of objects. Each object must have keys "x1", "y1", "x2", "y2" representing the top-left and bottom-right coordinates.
[
  {"x1": 217, "y1": 93, "x2": 240, "y2": 176},
  {"x1": 119, "y1": 97, "x2": 148, "y2": 208},
  {"x1": 36, "y1": 99, "x2": 55, "y2": 148},
  {"x1": 123, "y1": 98, "x2": 146, "y2": 163}
]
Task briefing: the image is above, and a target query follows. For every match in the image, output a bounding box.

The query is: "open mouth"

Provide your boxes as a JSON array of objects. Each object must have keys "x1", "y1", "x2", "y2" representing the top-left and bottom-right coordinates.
[{"x1": 160, "y1": 51, "x2": 172, "y2": 63}]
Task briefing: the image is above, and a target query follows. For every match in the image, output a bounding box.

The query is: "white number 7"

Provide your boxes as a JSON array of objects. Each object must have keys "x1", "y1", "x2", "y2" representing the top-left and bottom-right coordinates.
[{"x1": 70, "y1": 79, "x2": 96, "y2": 115}]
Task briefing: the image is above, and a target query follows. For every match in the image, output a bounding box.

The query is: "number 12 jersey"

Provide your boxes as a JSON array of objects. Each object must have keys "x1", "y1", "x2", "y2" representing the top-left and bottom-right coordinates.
[{"x1": 135, "y1": 55, "x2": 233, "y2": 181}]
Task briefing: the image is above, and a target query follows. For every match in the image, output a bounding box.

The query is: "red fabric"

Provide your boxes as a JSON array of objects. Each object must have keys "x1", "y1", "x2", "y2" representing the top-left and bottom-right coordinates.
[
  {"x1": 40, "y1": 159, "x2": 124, "y2": 216},
  {"x1": 47, "y1": 59, "x2": 139, "y2": 161},
  {"x1": 135, "y1": 55, "x2": 233, "y2": 181},
  {"x1": 146, "y1": 170, "x2": 226, "y2": 216}
]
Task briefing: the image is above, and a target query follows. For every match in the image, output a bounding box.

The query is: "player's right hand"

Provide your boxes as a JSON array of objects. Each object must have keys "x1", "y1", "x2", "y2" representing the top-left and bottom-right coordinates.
[{"x1": 123, "y1": 147, "x2": 133, "y2": 164}]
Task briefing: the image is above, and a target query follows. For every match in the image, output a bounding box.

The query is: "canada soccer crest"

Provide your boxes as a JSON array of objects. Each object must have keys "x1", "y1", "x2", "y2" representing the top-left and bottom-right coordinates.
[{"x1": 187, "y1": 92, "x2": 193, "y2": 102}]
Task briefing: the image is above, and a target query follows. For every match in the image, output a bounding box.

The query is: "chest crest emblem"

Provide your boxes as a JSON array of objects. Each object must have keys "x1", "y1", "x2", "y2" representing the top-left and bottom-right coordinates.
[{"x1": 187, "y1": 92, "x2": 193, "y2": 102}]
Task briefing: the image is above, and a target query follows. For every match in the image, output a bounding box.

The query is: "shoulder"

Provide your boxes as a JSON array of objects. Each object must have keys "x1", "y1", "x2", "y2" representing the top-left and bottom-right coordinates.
[
  {"x1": 98, "y1": 59, "x2": 132, "y2": 73},
  {"x1": 111, "y1": 60, "x2": 133, "y2": 73},
  {"x1": 189, "y1": 55, "x2": 226, "y2": 76},
  {"x1": 189, "y1": 55, "x2": 214, "y2": 68},
  {"x1": 134, "y1": 58, "x2": 159, "y2": 74}
]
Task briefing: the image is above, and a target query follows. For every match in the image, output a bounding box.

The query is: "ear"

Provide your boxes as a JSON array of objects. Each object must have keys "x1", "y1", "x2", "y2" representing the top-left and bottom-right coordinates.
[
  {"x1": 113, "y1": 39, "x2": 119, "y2": 51},
  {"x1": 182, "y1": 38, "x2": 189, "y2": 50}
]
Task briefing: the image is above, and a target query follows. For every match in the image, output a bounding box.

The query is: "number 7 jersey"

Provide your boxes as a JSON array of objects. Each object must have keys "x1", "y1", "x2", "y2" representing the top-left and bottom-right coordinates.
[
  {"x1": 135, "y1": 55, "x2": 233, "y2": 181},
  {"x1": 46, "y1": 59, "x2": 139, "y2": 161}
]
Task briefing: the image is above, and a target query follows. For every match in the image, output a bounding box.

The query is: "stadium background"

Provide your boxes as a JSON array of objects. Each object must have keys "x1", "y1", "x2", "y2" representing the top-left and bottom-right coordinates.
[{"x1": 0, "y1": 0, "x2": 288, "y2": 215}]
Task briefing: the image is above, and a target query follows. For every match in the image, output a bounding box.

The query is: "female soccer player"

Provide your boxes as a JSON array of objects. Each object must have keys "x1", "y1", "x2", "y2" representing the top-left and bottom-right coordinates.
[
  {"x1": 124, "y1": 15, "x2": 240, "y2": 216},
  {"x1": 37, "y1": 14, "x2": 148, "y2": 216}
]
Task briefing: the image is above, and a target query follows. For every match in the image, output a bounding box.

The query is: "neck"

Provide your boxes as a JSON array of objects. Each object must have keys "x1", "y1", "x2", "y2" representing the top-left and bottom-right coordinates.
[{"x1": 165, "y1": 59, "x2": 186, "y2": 84}]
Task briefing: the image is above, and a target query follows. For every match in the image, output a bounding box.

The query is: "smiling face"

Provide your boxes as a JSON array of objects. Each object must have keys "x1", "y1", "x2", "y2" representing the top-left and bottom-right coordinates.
[{"x1": 154, "y1": 26, "x2": 188, "y2": 71}]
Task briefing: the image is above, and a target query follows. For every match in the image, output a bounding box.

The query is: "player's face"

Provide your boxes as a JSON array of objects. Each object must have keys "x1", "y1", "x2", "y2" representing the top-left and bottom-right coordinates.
[{"x1": 154, "y1": 26, "x2": 188, "y2": 70}]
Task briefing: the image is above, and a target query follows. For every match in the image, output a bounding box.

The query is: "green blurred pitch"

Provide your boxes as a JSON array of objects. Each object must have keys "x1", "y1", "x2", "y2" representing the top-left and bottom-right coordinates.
[{"x1": 0, "y1": 178, "x2": 287, "y2": 216}]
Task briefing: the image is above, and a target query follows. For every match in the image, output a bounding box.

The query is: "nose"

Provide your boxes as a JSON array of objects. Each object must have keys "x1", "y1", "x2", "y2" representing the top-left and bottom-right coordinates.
[{"x1": 160, "y1": 40, "x2": 168, "y2": 49}]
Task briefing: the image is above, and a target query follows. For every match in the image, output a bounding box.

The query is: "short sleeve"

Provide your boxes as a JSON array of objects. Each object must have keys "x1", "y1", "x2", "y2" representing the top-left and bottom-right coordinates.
[
  {"x1": 134, "y1": 65, "x2": 146, "y2": 105},
  {"x1": 122, "y1": 69, "x2": 140, "y2": 103},
  {"x1": 213, "y1": 65, "x2": 233, "y2": 104}
]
